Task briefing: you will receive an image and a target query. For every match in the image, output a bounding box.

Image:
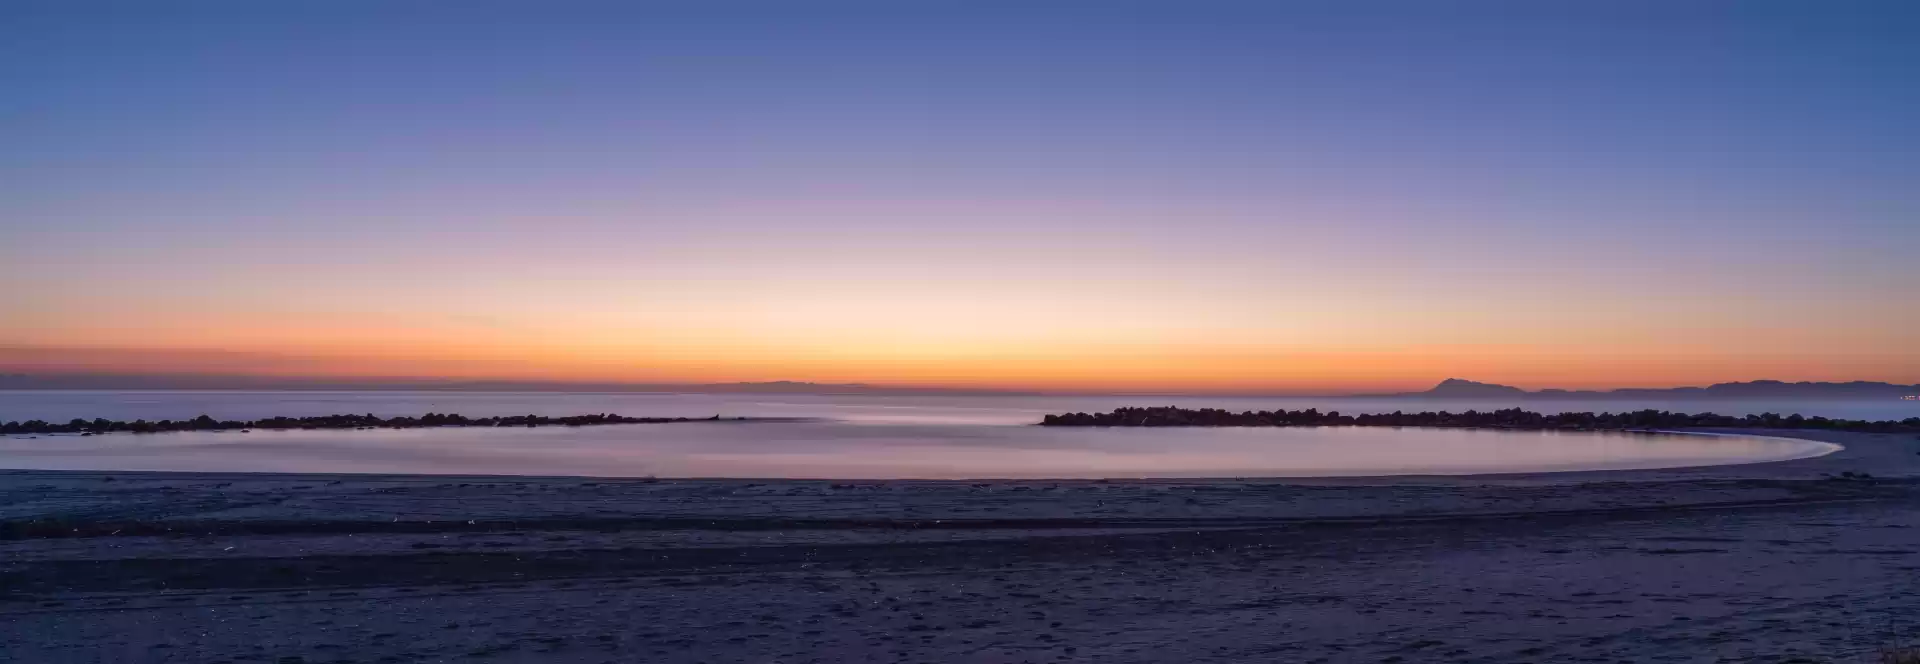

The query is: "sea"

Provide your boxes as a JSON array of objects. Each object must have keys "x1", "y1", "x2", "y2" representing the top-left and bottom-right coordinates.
[{"x1": 0, "y1": 390, "x2": 1905, "y2": 479}]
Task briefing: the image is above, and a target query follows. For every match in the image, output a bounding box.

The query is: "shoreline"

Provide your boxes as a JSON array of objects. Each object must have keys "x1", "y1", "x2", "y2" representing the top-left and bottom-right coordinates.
[
  {"x1": 1642, "y1": 427, "x2": 1846, "y2": 462},
  {"x1": 0, "y1": 425, "x2": 1864, "y2": 483},
  {"x1": 2, "y1": 428, "x2": 1908, "y2": 530}
]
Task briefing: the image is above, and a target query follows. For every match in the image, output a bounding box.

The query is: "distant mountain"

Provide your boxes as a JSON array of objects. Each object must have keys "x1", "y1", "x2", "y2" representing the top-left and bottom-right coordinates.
[
  {"x1": 1421, "y1": 378, "x2": 1528, "y2": 398},
  {"x1": 1407, "y1": 378, "x2": 1920, "y2": 400},
  {"x1": 0, "y1": 373, "x2": 1032, "y2": 396}
]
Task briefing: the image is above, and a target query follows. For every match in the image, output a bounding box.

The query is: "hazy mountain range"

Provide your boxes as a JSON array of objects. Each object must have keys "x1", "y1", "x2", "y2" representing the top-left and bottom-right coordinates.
[{"x1": 0, "y1": 373, "x2": 1913, "y2": 399}]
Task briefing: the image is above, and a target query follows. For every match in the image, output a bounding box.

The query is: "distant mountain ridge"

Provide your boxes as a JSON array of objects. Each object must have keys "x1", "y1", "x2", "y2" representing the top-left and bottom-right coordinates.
[
  {"x1": 1412, "y1": 378, "x2": 1920, "y2": 400},
  {"x1": 1, "y1": 372, "x2": 1914, "y2": 399}
]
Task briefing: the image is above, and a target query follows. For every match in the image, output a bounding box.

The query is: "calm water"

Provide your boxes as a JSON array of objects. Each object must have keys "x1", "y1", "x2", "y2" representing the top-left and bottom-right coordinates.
[
  {"x1": 5, "y1": 390, "x2": 1915, "y2": 424},
  {"x1": 0, "y1": 390, "x2": 1859, "y2": 478}
]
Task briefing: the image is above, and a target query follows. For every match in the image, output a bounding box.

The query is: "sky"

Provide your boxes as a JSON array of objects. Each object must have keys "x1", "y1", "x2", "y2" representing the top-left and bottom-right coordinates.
[{"x1": 3, "y1": 1, "x2": 1917, "y2": 393}]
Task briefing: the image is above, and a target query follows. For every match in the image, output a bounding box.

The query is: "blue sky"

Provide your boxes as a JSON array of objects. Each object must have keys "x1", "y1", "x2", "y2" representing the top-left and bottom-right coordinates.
[{"x1": 4, "y1": 1, "x2": 1917, "y2": 390}]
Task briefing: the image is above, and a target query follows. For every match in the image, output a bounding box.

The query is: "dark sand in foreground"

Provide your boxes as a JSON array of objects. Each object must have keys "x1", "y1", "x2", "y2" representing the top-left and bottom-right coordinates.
[{"x1": 4, "y1": 428, "x2": 1920, "y2": 663}]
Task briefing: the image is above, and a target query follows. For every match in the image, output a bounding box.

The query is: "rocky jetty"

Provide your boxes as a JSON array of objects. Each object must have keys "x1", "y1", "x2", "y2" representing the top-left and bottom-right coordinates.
[
  {"x1": 0, "y1": 412, "x2": 790, "y2": 435},
  {"x1": 1039, "y1": 406, "x2": 1920, "y2": 432}
]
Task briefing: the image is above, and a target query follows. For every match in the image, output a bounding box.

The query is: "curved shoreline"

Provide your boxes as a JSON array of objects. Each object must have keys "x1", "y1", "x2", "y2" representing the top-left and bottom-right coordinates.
[
  {"x1": 1648, "y1": 429, "x2": 1845, "y2": 463},
  {"x1": 0, "y1": 427, "x2": 1895, "y2": 483},
  {"x1": 2, "y1": 430, "x2": 1906, "y2": 530}
]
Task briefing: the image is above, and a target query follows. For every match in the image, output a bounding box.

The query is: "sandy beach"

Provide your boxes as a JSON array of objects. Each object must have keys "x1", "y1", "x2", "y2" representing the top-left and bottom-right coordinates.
[{"x1": 4, "y1": 428, "x2": 1919, "y2": 663}]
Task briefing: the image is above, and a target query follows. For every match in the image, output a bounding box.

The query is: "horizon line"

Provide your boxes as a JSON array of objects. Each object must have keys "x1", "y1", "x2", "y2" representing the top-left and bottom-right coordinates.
[{"x1": 3, "y1": 371, "x2": 1916, "y2": 399}]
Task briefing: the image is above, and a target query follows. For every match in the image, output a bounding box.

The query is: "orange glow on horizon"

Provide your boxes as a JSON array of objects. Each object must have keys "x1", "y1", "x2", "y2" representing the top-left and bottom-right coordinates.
[
  {"x1": 5, "y1": 339, "x2": 1914, "y2": 395},
  {"x1": 6, "y1": 266, "x2": 1916, "y2": 394}
]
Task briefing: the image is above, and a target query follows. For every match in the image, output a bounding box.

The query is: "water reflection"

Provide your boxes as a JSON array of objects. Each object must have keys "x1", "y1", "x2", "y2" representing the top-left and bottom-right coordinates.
[{"x1": 0, "y1": 422, "x2": 1836, "y2": 479}]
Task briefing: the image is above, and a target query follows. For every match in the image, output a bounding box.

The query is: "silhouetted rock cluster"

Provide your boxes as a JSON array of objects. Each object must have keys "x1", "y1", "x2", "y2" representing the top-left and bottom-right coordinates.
[
  {"x1": 0, "y1": 412, "x2": 749, "y2": 435},
  {"x1": 1040, "y1": 406, "x2": 1920, "y2": 432},
  {"x1": 1408, "y1": 377, "x2": 1920, "y2": 400}
]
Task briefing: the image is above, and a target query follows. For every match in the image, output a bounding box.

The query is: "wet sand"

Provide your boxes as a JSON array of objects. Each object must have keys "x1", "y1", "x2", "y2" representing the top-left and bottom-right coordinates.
[{"x1": 3, "y1": 428, "x2": 1919, "y2": 663}]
